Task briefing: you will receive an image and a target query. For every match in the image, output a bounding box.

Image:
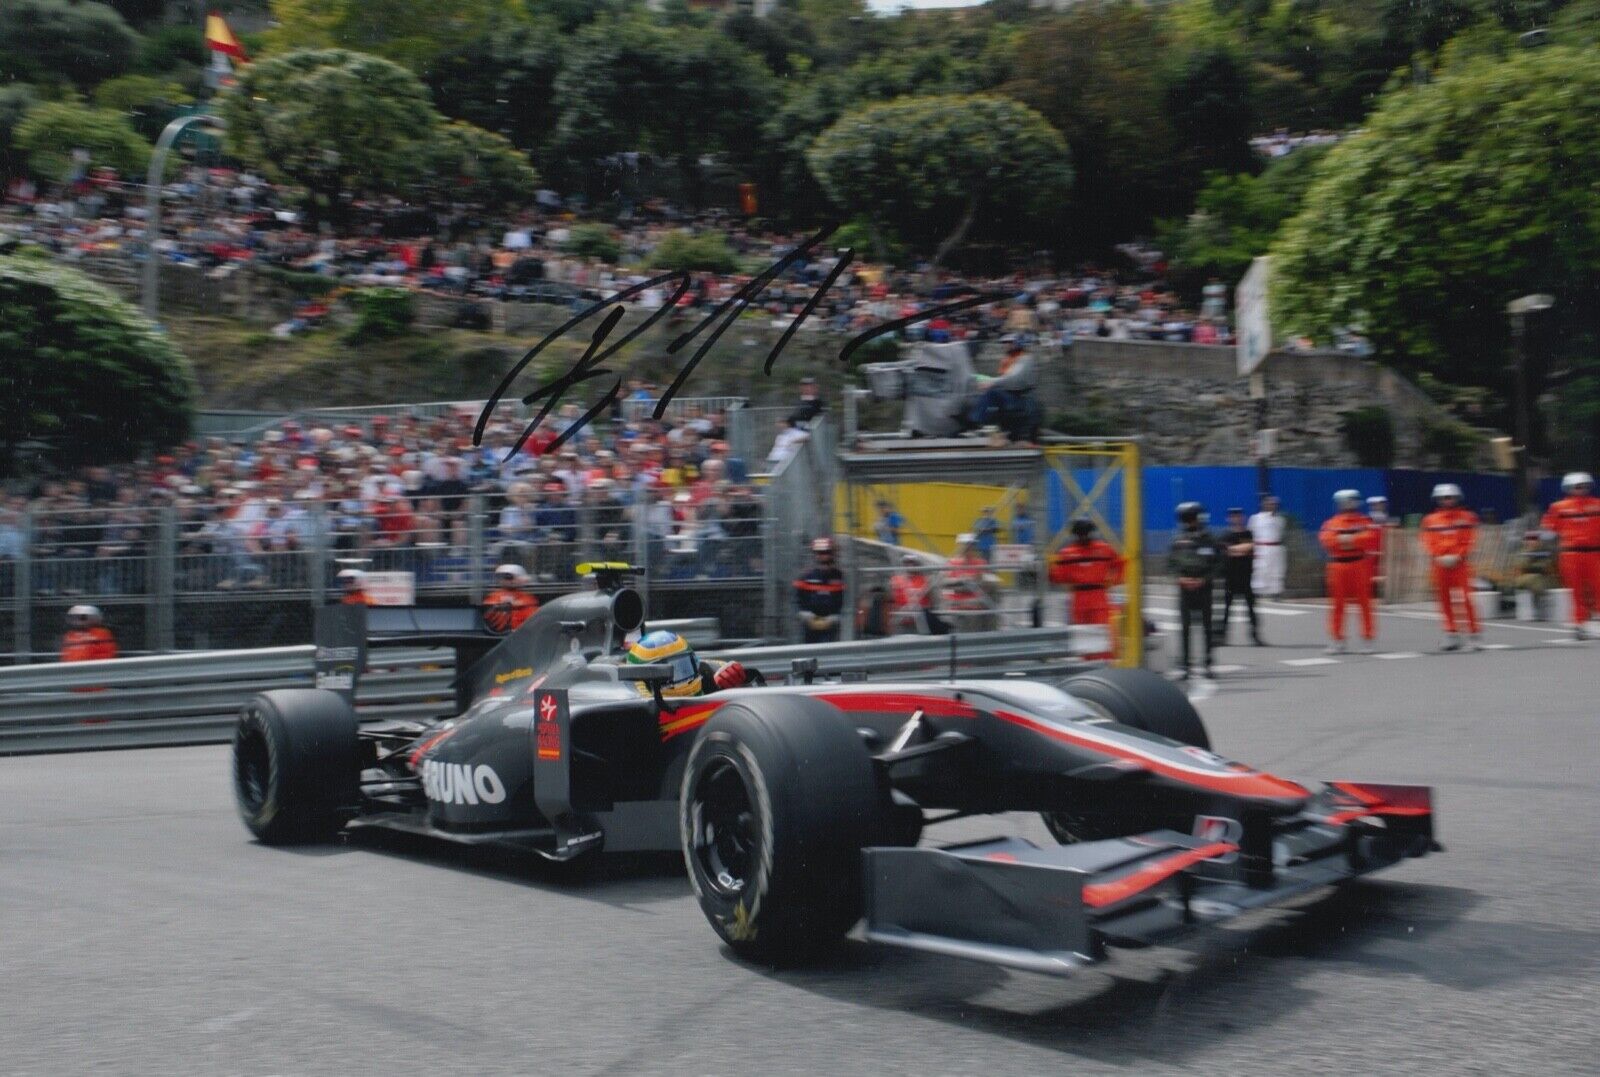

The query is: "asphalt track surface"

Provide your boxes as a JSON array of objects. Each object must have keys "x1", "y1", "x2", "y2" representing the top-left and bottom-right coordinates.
[{"x1": 4, "y1": 597, "x2": 1598, "y2": 1075}]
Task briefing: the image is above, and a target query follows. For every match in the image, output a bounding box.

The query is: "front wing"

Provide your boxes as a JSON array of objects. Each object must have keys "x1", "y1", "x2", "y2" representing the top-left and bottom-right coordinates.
[{"x1": 862, "y1": 781, "x2": 1438, "y2": 975}]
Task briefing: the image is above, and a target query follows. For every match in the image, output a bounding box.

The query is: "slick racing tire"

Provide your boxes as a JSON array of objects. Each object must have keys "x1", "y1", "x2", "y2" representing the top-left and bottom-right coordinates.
[
  {"x1": 233, "y1": 689, "x2": 360, "y2": 845},
  {"x1": 1045, "y1": 669, "x2": 1211, "y2": 845},
  {"x1": 680, "y1": 696, "x2": 878, "y2": 964},
  {"x1": 1062, "y1": 668, "x2": 1210, "y2": 749}
]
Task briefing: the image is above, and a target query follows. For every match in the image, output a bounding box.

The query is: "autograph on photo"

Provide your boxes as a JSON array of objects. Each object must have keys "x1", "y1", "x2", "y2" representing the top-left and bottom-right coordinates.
[{"x1": 472, "y1": 222, "x2": 1010, "y2": 460}]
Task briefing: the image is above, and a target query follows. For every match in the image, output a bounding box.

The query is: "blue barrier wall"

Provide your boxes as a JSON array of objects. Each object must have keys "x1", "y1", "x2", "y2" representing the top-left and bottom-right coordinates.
[{"x1": 1046, "y1": 466, "x2": 1518, "y2": 539}]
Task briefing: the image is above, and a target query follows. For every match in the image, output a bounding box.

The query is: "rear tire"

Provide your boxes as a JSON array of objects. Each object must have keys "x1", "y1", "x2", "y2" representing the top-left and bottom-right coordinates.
[
  {"x1": 233, "y1": 689, "x2": 359, "y2": 845},
  {"x1": 679, "y1": 696, "x2": 878, "y2": 964},
  {"x1": 1044, "y1": 669, "x2": 1210, "y2": 845}
]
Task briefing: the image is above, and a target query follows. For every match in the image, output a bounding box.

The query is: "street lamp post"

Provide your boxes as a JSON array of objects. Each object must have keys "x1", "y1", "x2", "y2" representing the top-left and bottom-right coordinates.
[
  {"x1": 143, "y1": 113, "x2": 224, "y2": 322},
  {"x1": 1507, "y1": 293, "x2": 1555, "y2": 519}
]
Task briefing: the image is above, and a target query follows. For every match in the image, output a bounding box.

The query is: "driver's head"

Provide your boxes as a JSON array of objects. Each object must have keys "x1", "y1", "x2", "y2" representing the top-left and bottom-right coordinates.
[{"x1": 627, "y1": 630, "x2": 701, "y2": 698}]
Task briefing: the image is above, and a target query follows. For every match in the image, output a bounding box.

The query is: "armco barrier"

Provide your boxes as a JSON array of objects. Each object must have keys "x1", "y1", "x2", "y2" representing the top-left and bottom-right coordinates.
[{"x1": 0, "y1": 623, "x2": 1102, "y2": 756}]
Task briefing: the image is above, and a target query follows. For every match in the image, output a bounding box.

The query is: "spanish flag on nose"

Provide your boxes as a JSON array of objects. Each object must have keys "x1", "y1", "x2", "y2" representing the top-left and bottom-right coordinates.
[{"x1": 204, "y1": 12, "x2": 248, "y2": 62}]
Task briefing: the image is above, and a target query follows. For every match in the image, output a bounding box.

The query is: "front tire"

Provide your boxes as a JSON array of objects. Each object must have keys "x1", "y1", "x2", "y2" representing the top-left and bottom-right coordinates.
[
  {"x1": 1062, "y1": 667, "x2": 1209, "y2": 748},
  {"x1": 233, "y1": 689, "x2": 359, "y2": 844},
  {"x1": 679, "y1": 696, "x2": 878, "y2": 963},
  {"x1": 1044, "y1": 669, "x2": 1211, "y2": 844}
]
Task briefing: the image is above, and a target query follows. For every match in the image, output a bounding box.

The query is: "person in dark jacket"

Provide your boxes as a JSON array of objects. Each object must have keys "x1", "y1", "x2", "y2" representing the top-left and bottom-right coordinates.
[
  {"x1": 1214, "y1": 507, "x2": 1263, "y2": 646},
  {"x1": 794, "y1": 535, "x2": 844, "y2": 642},
  {"x1": 1167, "y1": 502, "x2": 1220, "y2": 679}
]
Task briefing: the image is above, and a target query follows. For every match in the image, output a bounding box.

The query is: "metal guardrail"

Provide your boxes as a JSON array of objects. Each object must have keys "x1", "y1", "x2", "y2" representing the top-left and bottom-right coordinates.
[{"x1": 0, "y1": 622, "x2": 1100, "y2": 756}]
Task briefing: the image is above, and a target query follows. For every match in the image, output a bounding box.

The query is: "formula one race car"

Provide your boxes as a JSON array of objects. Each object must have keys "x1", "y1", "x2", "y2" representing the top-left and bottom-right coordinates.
[{"x1": 232, "y1": 565, "x2": 1440, "y2": 974}]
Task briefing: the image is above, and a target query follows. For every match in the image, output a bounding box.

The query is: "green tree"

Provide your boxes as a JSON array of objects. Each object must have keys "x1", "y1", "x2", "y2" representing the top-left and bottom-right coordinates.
[
  {"x1": 0, "y1": 246, "x2": 194, "y2": 471},
  {"x1": 1006, "y1": 3, "x2": 1181, "y2": 245},
  {"x1": 264, "y1": 0, "x2": 532, "y2": 72},
  {"x1": 1339, "y1": 405, "x2": 1397, "y2": 467},
  {"x1": 219, "y1": 49, "x2": 437, "y2": 224},
  {"x1": 14, "y1": 99, "x2": 150, "y2": 183},
  {"x1": 425, "y1": 19, "x2": 564, "y2": 153},
  {"x1": 806, "y1": 94, "x2": 1072, "y2": 267},
  {"x1": 1167, "y1": 144, "x2": 1330, "y2": 288},
  {"x1": 0, "y1": 0, "x2": 139, "y2": 89},
  {"x1": 562, "y1": 223, "x2": 621, "y2": 263},
  {"x1": 0, "y1": 85, "x2": 41, "y2": 180},
  {"x1": 647, "y1": 231, "x2": 740, "y2": 274},
  {"x1": 550, "y1": 16, "x2": 774, "y2": 206},
  {"x1": 1271, "y1": 43, "x2": 1600, "y2": 438},
  {"x1": 92, "y1": 74, "x2": 194, "y2": 141},
  {"x1": 413, "y1": 120, "x2": 539, "y2": 209}
]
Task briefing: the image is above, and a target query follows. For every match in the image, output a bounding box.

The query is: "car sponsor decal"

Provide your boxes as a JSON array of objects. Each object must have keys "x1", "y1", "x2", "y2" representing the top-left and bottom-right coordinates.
[
  {"x1": 419, "y1": 760, "x2": 507, "y2": 805},
  {"x1": 536, "y1": 691, "x2": 563, "y2": 760},
  {"x1": 496, "y1": 666, "x2": 533, "y2": 686}
]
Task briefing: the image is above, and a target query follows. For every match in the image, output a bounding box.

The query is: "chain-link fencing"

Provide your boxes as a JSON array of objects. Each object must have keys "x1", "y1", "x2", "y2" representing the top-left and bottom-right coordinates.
[{"x1": 3, "y1": 485, "x2": 781, "y2": 663}]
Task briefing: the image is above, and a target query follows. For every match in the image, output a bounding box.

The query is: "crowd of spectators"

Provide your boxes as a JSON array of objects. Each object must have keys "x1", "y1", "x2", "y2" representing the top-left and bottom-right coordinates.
[
  {"x1": 3, "y1": 167, "x2": 1234, "y2": 346},
  {"x1": 1, "y1": 400, "x2": 772, "y2": 598}
]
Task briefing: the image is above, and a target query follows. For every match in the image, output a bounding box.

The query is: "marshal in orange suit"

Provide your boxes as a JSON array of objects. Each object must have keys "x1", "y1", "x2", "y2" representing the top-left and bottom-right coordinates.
[{"x1": 1319, "y1": 490, "x2": 1379, "y2": 653}]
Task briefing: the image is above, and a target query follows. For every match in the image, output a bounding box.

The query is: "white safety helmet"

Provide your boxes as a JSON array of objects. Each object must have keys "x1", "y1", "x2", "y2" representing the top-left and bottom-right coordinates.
[
  {"x1": 1432, "y1": 483, "x2": 1463, "y2": 501},
  {"x1": 1562, "y1": 471, "x2": 1594, "y2": 491},
  {"x1": 66, "y1": 604, "x2": 103, "y2": 628},
  {"x1": 336, "y1": 568, "x2": 366, "y2": 589},
  {"x1": 1333, "y1": 489, "x2": 1361, "y2": 510},
  {"x1": 494, "y1": 563, "x2": 530, "y2": 586}
]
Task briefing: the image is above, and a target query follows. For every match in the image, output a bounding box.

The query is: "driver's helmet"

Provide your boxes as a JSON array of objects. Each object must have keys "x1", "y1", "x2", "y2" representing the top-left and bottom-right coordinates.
[{"x1": 626, "y1": 630, "x2": 701, "y2": 698}]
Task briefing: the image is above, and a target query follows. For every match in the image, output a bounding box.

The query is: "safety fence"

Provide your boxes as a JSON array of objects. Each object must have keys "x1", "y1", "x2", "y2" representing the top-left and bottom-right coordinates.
[
  {"x1": 0, "y1": 624, "x2": 1102, "y2": 756},
  {"x1": 2, "y1": 486, "x2": 779, "y2": 660}
]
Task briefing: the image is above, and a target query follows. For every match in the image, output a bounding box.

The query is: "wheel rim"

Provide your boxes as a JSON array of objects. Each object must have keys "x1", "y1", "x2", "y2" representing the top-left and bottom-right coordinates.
[
  {"x1": 235, "y1": 720, "x2": 271, "y2": 814},
  {"x1": 689, "y1": 756, "x2": 759, "y2": 900}
]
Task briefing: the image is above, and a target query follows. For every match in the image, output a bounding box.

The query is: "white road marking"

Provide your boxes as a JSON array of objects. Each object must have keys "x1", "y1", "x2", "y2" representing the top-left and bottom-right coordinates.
[
  {"x1": 1146, "y1": 606, "x2": 1305, "y2": 619},
  {"x1": 1481, "y1": 643, "x2": 1512, "y2": 650},
  {"x1": 1283, "y1": 657, "x2": 1340, "y2": 666},
  {"x1": 1373, "y1": 651, "x2": 1422, "y2": 660},
  {"x1": 1211, "y1": 664, "x2": 1245, "y2": 673}
]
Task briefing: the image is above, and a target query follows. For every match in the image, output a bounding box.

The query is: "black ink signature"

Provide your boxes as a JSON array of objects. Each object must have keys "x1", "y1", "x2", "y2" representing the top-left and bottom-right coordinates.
[{"x1": 473, "y1": 222, "x2": 1013, "y2": 460}]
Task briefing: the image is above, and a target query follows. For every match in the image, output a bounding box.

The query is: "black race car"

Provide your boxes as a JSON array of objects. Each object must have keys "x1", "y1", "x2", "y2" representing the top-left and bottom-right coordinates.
[{"x1": 233, "y1": 565, "x2": 1440, "y2": 974}]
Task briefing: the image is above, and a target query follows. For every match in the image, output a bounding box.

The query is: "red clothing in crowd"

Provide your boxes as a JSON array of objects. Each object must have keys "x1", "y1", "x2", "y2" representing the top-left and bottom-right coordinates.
[{"x1": 1049, "y1": 539, "x2": 1124, "y2": 626}]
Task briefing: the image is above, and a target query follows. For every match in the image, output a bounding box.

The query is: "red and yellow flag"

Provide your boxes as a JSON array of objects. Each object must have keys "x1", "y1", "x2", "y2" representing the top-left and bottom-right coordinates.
[{"x1": 204, "y1": 13, "x2": 248, "y2": 62}]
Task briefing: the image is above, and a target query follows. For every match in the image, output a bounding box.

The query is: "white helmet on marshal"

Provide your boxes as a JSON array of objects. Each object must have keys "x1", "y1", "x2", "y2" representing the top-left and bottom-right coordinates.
[
  {"x1": 1333, "y1": 489, "x2": 1361, "y2": 510},
  {"x1": 1432, "y1": 483, "x2": 1463, "y2": 501},
  {"x1": 1562, "y1": 471, "x2": 1594, "y2": 491},
  {"x1": 66, "y1": 605, "x2": 103, "y2": 628},
  {"x1": 494, "y1": 563, "x2": 530, "y2": 586}
]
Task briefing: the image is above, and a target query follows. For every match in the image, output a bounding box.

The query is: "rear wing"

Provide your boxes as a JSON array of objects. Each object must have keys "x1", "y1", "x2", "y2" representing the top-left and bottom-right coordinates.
[{"x1": 312, "y1": 604, "x2": 501, "y2": 712}]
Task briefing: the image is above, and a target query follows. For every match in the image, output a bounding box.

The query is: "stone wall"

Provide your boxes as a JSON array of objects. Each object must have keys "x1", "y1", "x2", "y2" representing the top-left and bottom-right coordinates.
[{"x1": 1054, "y1": 338, "x2": 1469, "y2": 468}]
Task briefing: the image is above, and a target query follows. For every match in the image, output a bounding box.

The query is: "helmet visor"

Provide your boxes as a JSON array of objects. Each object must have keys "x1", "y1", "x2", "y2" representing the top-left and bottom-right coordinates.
[{"x1": 665, "y1": 653, "x2": 698, "y2": 687}]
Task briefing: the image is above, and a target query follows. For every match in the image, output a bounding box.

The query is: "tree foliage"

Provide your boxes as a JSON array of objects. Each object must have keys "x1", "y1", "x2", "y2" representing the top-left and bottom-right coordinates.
[
  {"x1": 807, "y1": 94, "x2": 1072, "y2": 267},
  {"x1": 1271, "y1": 42, "x2": 1600, "y2": 421},
  {"x1": 92, "y1": 74, "x2": 194, "y2": 141},
  {"x1": 0, "y1": 0, "x2": 139, "y2": 89},
  {"x1": 1006, "y1": 4, "x2": 1180, "y2": 245},
  {"x1": 549, "y1": 15, "x2": 774, "y2": 204},
  {"x1": 14, "y1": 99, "x2": 150, "y2": 183},
  {"x1": 220, "y1": 49, "x2": 441, "y2": 220},
  {"x1": 1168, "y1": 144, "x2": 1330, "y2": 288},
  {"x1": 0, "y1": 246, "x2": 194, "y2": 471},
  {"x1": 264, "y1": 0, "x2": 532, "y2": 73},
  {"x1": 425, "y1": 18, "x2": 564, "y2": 152},
  {"x1": 412, "y1": 120, "x2": 540, "y2": 207}
]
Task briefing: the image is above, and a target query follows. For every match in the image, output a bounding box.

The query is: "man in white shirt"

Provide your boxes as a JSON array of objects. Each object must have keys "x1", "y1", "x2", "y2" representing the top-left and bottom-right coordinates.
[{"x1": 1248, "y1": 493, "x2": 1287, "y2": 597}]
